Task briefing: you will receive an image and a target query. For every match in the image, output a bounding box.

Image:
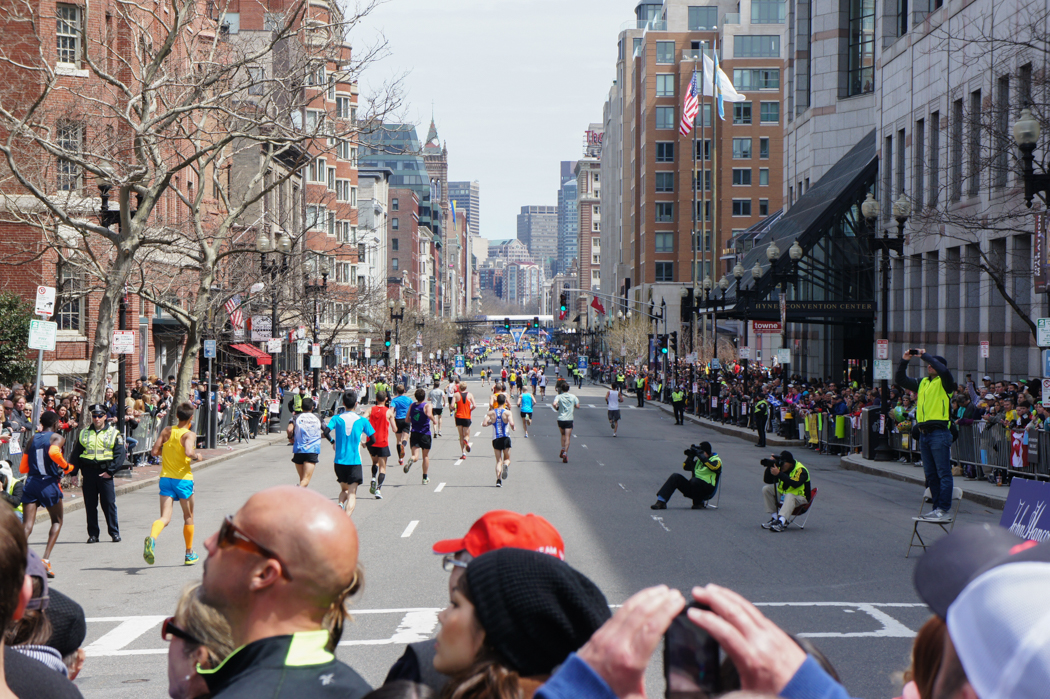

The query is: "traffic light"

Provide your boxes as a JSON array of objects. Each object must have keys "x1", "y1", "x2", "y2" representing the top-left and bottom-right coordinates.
[
  {"x1": 532, "y1": 316, "x2": 540, "y2": 329},
  {"x1": 659, "y1": 334, "x2": 668, "y2": 354},
  {"x1": 384, "y1": 330, "x2": 392, "y2": 348},
  {"x1": 669, "y1": 331, "x2": 678, "y2": 353},
  {"x1": 559, "y1": 293, "x2": 567, "y2": 312},
  {"x1": 503, "y1": 317, "x2": 511, "y2": 330}
]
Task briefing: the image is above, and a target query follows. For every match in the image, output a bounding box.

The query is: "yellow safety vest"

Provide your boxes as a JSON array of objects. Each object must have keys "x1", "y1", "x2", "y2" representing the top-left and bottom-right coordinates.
[
  {"x1": 916, "y1": 376, "x2": 949, "y2": 423},
  {"x1": 79, "y1": 426, "x2": 119, "y2": 461},
  {"x1": 672, "y1": 391, "x2": 685, "y2": 402},
  {"x1": 777, "y1": 461, "x2": 809, "y2": 498},
  {"x1": 636, "y1": 378, "x2": 645, "y2": 388},
  {"x1": 6, "y1": 478, "x2": 22, "y2": 516},
  {"x1": 617, "y1": 374, "x2": 625, "y2": 383},
  {"x1": 293, "y1": 393, "x2": 303, "y2": 411},
  {"x1": 375, "y1": 382, "x2": 388, "y2": 395},
  {"x1": 694, "y1": 454, "x2": 722, "y2": 486}
]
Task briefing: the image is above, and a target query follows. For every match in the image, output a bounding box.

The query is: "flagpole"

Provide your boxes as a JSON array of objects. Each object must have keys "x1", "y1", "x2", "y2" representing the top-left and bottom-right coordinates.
[
  {"x1": 694, "y1": 46, "x2": 702, "y2": 362},
  {"x1": 710, "y1": 37, "x2": 719, "y2": 360}
]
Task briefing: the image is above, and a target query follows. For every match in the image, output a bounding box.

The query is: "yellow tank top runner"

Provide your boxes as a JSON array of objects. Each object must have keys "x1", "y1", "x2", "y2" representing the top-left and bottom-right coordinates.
[{"x1": 161, "y1": 426, "x2": 194, "y2": 481}]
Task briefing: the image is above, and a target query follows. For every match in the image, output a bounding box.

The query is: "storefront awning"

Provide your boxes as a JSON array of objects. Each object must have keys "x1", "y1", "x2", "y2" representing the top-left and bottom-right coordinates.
[{"x1": 230, "y1": 343, "x2": 272, "y2": 365}]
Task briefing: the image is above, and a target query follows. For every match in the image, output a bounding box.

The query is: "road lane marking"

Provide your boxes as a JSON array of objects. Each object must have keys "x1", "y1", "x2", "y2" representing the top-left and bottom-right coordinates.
[
  {"x1": 475, "y1": 431, "x2": 480, "y2": 436},
  {"x1": 618, "y1": 483, "x2": 627, "y2": 491},
  {"x1": 581, "y1": 444, "x2": 588, "y2": 449},
  {"x1": 84, "y1": 616, "x2": 167, "y2": 656},
  {"x1": 401, "y1": 520, "x2": 419, "y2": 538},
  {"x1": 434, "y1": 482, "x2": 446, "y2": 492},
  {"x1": 650, "y1": 515, "x2": 670, "y2": 532},
  {"x1": 454, "y1": 459, "x2": 463, "y2": 465}
]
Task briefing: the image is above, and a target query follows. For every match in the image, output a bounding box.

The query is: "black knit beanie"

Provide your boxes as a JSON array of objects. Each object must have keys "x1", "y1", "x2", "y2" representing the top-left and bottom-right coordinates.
[{"x1": 464, "y1": 548, "x2": 610, "y2": 677}]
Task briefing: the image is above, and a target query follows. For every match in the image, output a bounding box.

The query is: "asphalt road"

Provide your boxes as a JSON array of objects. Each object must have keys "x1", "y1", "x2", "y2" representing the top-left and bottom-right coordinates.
[{"x1": 29, "y1": 358, "x2": 1002, "y2": 699}]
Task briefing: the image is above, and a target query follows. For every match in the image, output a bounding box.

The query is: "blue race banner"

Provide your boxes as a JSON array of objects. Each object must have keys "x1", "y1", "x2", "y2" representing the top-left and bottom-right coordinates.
[{"x1": 1000, "y1": 477, "x2": 1050, "y2": 542}]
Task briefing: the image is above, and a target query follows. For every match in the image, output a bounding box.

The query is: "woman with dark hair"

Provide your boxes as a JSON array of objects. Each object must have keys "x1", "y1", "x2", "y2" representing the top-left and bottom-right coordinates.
[
  {"x1": 899, "y1": 616, "x2": 946, "y2": 699},
  {"x1": 433, "y1": 548, "x2": 610, "y2": 699}
]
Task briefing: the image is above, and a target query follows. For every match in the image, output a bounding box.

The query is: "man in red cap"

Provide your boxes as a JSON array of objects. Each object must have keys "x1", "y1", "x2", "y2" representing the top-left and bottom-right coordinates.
[{"x1": 383, "y1": 510, "x2": 565, "y2": 691}]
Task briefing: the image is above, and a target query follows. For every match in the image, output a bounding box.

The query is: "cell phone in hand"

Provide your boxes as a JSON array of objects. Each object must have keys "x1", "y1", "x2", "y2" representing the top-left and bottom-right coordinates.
[{"x1": 664, "y1": 602, "x2": 720, "y2": 699}]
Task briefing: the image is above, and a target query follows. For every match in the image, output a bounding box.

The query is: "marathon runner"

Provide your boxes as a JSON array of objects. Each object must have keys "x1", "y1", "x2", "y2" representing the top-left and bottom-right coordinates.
[
  {"x1": 428, "y1": 382, "x2": 447, "y2": 437},
  {"x1": 530, "y1": 368, "x2": 539, "y2": 396},
  {"x1": 517, "y1": 388, "x2": 534, "y2": 438},
  {"x1": 287, "y1": 397, "x2": 322, "y2": 487},
  {"x1": 20, "y1": 411, "x2": 72, "y2": 578},
  {"x1": 551, "y1": 380, "x2": 580, "y2": 463},
  {"x1": 406, "y1": 388, "x2": 436, "y2": 484},
  {"x1": 606, "y1": 386, "x2": 624, "y2": 437},
  {"x1": 367, "y1": 391, "x2": 396, "y2": 499},
  {"x1": 145, "y1": 402, "x2": 203, "y2": 566},
  {"x1": 323, "y1": 391, "x2": 374, "y2": 516},
  {"x1": 482, "y1": 393, "x2": 515, "y2": 487},
  {"x1": 538, "y1": 370, "x2": 547, "y2": 402},
  {"x1": 451, "y1": 382, "x2": 476, "y2": 460},
  {"x1": 391, "y1": 385, "x2": 413, "y2": 467}
]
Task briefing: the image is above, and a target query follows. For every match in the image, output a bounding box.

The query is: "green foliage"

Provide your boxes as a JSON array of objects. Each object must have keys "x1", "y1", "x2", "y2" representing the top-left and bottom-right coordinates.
[{"x1": 0, "y1": 292, "x2": 36, "y2": 386}]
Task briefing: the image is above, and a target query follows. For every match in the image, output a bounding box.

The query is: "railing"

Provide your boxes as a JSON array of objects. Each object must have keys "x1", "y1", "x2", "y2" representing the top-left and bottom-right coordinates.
[
  {"x1": 723, "y1": 13, "x2": 741, "y2": 24},
  {"x1": 619, "y1": 19, "x2": 668, "y2": 32}
]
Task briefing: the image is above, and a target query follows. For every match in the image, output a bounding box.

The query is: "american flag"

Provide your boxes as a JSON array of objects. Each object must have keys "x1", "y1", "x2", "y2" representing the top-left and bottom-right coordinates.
[
  {"x1": 224, "y1": 294, "x2": 243, "y2": 330},
  {"x1": 679, "y1": 71, "x2": 700, "y2": 136}
]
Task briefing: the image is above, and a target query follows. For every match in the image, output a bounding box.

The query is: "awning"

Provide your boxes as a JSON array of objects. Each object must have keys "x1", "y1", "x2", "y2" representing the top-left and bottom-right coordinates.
[{"x1": 230, "y1": 343, "x2": 272, "y2": 365}]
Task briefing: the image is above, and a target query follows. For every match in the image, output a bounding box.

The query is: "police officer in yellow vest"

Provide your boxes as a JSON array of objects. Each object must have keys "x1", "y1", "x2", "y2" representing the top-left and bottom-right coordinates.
[
  {"x1": 635, "y1": 373, "x2": 646, "y2": 408},
  {"x1": 0, "y1": 462, "x2": 24, "y2": 522},
  {"x1": 72, "y1": 404, "x2": 126, "y2": 542},
  {"x1": 615, "y1": 371, "x2": 626, "y2": 391},
  {"x1": 672, "y1": 386, "x2": 686, "y2": 425},
  {"x1": 753, "y1": 392, "x2": 769, "y2": 448},
  {"x1": 896, "y1": 349, "x2": 957, "y2": 522},
  {"x1": 651, "y1": 441, "x2": 722, "y2": 510},
  {"x1": 761, "y1": 450, "x2": 811, "y2": 532}
]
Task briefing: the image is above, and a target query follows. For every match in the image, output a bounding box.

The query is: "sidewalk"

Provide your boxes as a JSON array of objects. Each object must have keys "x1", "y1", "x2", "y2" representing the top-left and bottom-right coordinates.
[
  {"x1": 839, "y1": 453, "x2": 1008, "y2": 510},
  {"x1": 35, "y1": 432, "x2": 288, "y2": 524}
]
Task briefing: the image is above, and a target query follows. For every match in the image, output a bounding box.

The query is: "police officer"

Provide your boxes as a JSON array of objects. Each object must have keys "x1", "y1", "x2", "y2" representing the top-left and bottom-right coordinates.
[
  {"x1": 761, "y1": 450, "x2": 811, "y2": 532},
  {"x1": 635, "y1": 372, "x2": 646, "y2": 408},
  {"x1": 672, "y1": 385, "x2": 686, "y2": 425},
  {"x1": 72, "y1": 404, "x2": 125, "y2": 543},
  {"x1": 615, "y1": 369, "x2": 626, "y2": 391},
  {"x1": 651, "y1": 441, "x2": 722, "y2": 510},
  {"x1": 753, "y1": 392, "x2": 769, "y2": 447}
]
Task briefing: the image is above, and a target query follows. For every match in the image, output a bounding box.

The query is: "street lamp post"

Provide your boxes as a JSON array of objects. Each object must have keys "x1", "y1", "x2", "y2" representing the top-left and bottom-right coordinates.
[
  {"x1": 257, "y1": 229, "x2": 291, "y2": 432},
  {"x1": 1014, "y1": 108, "x2": 1049, "y2": 208},
  {"x1": 304, "y1": 256, "x2": 329, "y2": 393},
  {"x1": 766, "y1": 240, "x2": 805, "y2": 379},
  {"x1": 389, "y1": 298, "x2": 406, "y2": 384}
]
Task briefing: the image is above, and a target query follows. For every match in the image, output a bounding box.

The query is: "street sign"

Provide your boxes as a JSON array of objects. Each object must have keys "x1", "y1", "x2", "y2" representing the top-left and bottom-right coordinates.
[
  {"x1": 416, "y1": 332, "x2": 423, "y2": 347},
  {"x1": 394, "y1": 344, "x2": 400, "y2": 360},
  {"x1": 875, "y1": 339, "x2": 889, "y2": 360},
  {"x1": 1043, "y1": 379, "x2": 1050, "y2": 406},
  {"x1": 739, "y1": 347, "x2": 750, "y2": 359},
  {"x1": 455, "y1": 354, "x2": 465, "y2": 373},
  {"x1": 776, "y1": 349, "x2": 791, "y2": 365},
  {"x1": 1039, "y1": 318, "x2": 1050, "y2": 347},
  {"x1": 416, "y1": 351, "x2": 423, "y2": 365},
  {"x1": 35, "y1": 286, "x2": 56, "y2": 317},
  {"x1": 364, "y1": 338, "x2": 372, "y2": 348},
  {"x1": 874, "y1": 359, "x2": 893, "y2": 381},
  {"x1": 203, "y1": 340, "x2": 217, "y2": 359},
  {"x1": 309, "y1": 355, "x2": 322, "y2": 369},
  {"x1": 312, "y1": 343, "x2": 320, "y2": 356},
  {"x1": 266, "y1": 338, "x2": 282, "y2": 353},
  {"x1": 296, "y1": 339, "x2": 309, "y2": 354},
  {"x1": 753, "y1": 321, "x2": 782, "y2": 334},
  {"x1": 1043, "y1": 349, "x2": 1050, "y2": 378},
  {"x1": 429, "y1": 353, "x2": 434, "y2": 359},
  {"x1": 577, "y1": 355, "x2": 587, "y2": 370},
  {"x1": 251, "y1": 316, "x2": 271, "y2": 342},
  {"x1": 112, "y1": 330, "x2": 135, "y2": 355},
  {"x1": 711, "y1": 358, "x2": 721, "y2": 369},
  {"x1": 980, "y1": 341, "x2": 990, "y2": 359},
  {"x1": 28, "y1": 320, "x2": 57, "y2": 351},
  {"x1": 364, "y1": 347, "x2": 371, "y2": 358},
  {"x1": 620, "y1": 344, "x2": 626, "y2": 357}
]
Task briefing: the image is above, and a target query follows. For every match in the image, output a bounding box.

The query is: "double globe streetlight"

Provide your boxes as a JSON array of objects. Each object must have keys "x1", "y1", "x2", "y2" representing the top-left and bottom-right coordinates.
[{"x1": 256, "y1": 229, "x2": 292, "y2": 431}]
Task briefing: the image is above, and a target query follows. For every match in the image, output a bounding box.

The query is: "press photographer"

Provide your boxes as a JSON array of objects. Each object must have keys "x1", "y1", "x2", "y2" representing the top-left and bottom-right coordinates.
[
  {"x1": 650, "y1": 441, "x2": 722, "y2": 510},
  {"x1": 760, "y1": 450, "x2": 811, "y2": 532}
]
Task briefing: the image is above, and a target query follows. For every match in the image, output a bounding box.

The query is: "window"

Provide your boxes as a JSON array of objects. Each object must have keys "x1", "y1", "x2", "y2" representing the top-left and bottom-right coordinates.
[
  {"x1": 327, "y1": 211, "x2": 336, "y2": 236},
  {"x1": 654, "y1": 262, "x2": 674, "y2": 282},
  {"x1": 392, "y1": 258, "x2": 399, "y2": 271},
  {"x1": 592, "y1": 237, "x2": 601, "y2": 249},
  {"x1": 592, "y1": 204, "x2": 600, "y2": 216},
  {"x1": 392, "y1": 238, "x2": 399, "y2": 250},
  {"x1": 305, "y1": 109, "x2": 324, "y2": 132},
  {"x1": 951, "y1": 99, "x2": 963, "y2": 201},
  {"x1": 56, "y1": 263, "x2": 83, "y2": 331},
  {"x1": 1019, "y1": 63, "x2": 1033, "y2": 108},
  {"x1": 896, "y1": 0, "x2": 908, "y2": 37},
  {"x1": 655, "y1": 172, "x2": 674, "y2": 192},
  {"x1": 733, "y1": 102, "x2": 752, "y2": 125},
  {"x1": 968, "y1": 90, "x2": 981, "y2": 197},
  {"x1": 734, "y1": 36, "x2": 780, "y2": 58},
  {"x1": 350, "y1": 186, "x2": 357, "y2": 207},
  {"x1": 656, "y1": 142, "x2": 675, "y2": 162},
  {"x1": 655, "y1": 107, "x2": 675, "y2": 129},
  {"x1": 897, "y1": 128, "x2": 906, "y2": 195},
  {"x1": 700, "y1": 104, "x2": 713, "y2": 127},
  {"x1": 655, "y1": 75, "x2": 675, "y2": 97},
  {"x1": 327, "y1": 167, "x2": 336, "y2": 191},
  {"x1": 733, "y1": 69, "x2": 781, "y2": 91},
  {"x1": 655, "y1": 203, "x2": 674, "y2": 222},
  {"x1": 688, "y1": 6, "x2": 718, "y2": 29},
  {"x1": 57, "y1": 4, "x2": 81, "y2": 66},
  {"x1": 759, "y1": 199, "x2": 769, "y2": 216},
  {"x1": 358, "y1": 243, "x2": 366, "y2": 263},
  {"x1": 335, "y1": 96, "x2": 352, "y2": 119},
  {"x1": 392, "y1": 198, "x2": 399, "y2": 211},
  {"x1": 732, "y1": 168, "x2": 752, "y2": 185},
  {"x1": 655, "y1": 232, "x2": 674, "y2": 252},
  {"x1": 915, "y1": 118, "x2": 925, "y2": 205},
  {"x1": 264, "y1": 12, "x2": 284, "y2": 31},
  {"x1": 592, "y1": 218, "x2": 601, "y2": 232},
  {"x1": 994, "y1": 77, "x2": 1009, "y2": 187},
  {"x1": 336, "y1": 179, "x2": 351, "y2": 201},
  {"x1": 392, "y1": 218, "x2": 399, "y2": 230},
  {"x1": 847, "y1": 0, "x2": 875, "y2": 96},
  {"x1": 696, "y1": 139, "x2": 712, "y2": 161},
  {"x1": 306, "y1": 205, "x2": 325, "y2": 230},
  {"x1": 656, "y1": 41, "x2": 675, "y2": 64},
  {"x1": 732, "y1": 138, "x2": 752, "y2": 159},
  {"x1": 759, "y1": 168, "x2": 770, "y2": 186},
  {"x1": 694, "y1": 201, "x2": 712, "y2": 222},
  {"x1": 248, "y1": 67, "x2": 265, "y2": 95},
  {"x1": 56, "y1": 121, "x2": 82, "y2": 191},
  {"x1": 306, "y1": 64, "x2": 325, "y2": 86},
  {"x1": 752, "y1": 0, "x2": 786, "y2": 23},
  {"x1": 883, "y1": 136, "x2": 893, "y2": 215},
  {"x1": 759, "y1": 137, "x2": 770, "y2": 159},
  {"x1": 929, "y1": 111, "x2": 940, "y2": 206},
  {"x1": 308, "y1": 157, "x2": 325, "y2": 182},
  {"x1": 633, "y1": 38, "x2": 643, "y2": 56},
  {"x1": 732, "y1": 199, "x2": 752, "y2": 216},
  {"x1": 693, "y1": 170, "x2": 712, "y2": 191},
  {"x1": 760, "y1": 102, "x2": 780, "y2": 123}
]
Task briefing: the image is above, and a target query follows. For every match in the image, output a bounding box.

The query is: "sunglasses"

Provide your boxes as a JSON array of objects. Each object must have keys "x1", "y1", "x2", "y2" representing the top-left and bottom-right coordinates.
[
  {"x1": 161, "y1": 617, "x2": 201, "y2": 645},
  {"x1": 217, "y1": 515, "x2": 294, "y2": 580},
  {"x1": 441, "y1": 553, "x2": 471, "y2": 572}
]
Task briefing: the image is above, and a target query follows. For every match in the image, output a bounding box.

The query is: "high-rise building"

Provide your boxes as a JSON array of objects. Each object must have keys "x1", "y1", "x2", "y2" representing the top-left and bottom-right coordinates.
[
  {"x1": 449, "y1": 180, "x2": 481, "y2": 238},
  {"x1": 557, "y1": 161, "x2": 579, "y2": 277},
  {"x1": 516, "y1": 205, "x2": 559, "y2": 275}
]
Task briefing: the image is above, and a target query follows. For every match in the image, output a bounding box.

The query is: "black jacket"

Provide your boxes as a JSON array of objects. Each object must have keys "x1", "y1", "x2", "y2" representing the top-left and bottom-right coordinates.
[
  {"x1": 71, "y1": 425, "x2": 127, "y2": 475},
  {"x1": 200, "y1": 631, "x2": 371, "y2": 699}
]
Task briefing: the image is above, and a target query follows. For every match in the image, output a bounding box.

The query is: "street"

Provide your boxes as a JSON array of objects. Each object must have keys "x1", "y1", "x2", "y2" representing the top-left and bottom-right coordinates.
[{"x1": 32, "y1": 362, "x2": 1000, "y2": 699}]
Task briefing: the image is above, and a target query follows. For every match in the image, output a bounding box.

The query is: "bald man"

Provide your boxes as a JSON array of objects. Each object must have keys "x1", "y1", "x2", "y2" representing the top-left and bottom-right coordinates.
[{"x1": 198, "y1": 486, "x2": 371, "y2": 699}]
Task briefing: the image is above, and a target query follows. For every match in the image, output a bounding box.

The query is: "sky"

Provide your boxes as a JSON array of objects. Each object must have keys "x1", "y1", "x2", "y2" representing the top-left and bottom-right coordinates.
[{"x1": 354, "y1": 0, "x2": 640, "y2": 240}]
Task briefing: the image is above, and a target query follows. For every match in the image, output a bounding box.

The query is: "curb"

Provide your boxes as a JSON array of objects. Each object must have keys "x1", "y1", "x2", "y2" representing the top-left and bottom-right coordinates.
[
  {"x1": 838, "y1": 454, "x2": 1008, "y2": 511},
  {"x1": 34, "y1": 436, "x2": 286, "y2": 524}
]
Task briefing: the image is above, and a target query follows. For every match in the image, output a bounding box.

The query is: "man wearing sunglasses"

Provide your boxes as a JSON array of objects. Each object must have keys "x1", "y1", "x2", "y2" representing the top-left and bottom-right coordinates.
[
  {"x1": 198, "y1": 485, "x2": 371, "y2": 699},
  {"x1": 383, "y1": 510, "x2": 566, "y2": 692}
]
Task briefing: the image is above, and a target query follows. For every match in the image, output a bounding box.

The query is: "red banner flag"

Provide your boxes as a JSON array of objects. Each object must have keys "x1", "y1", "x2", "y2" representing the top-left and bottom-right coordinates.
[{"x1": 590, "y1": 296, "x2": 606, "y2": 315}]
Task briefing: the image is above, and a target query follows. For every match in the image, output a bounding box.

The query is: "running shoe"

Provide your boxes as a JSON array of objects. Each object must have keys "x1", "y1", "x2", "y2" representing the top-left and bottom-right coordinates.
[
  {"x1": 562, "y1": 453, "x2": 568, "y2": 463},
  {"x1": 524, "y1": 433, "x2": 529, "y2": 438},
  {"x1": 404, "y1": 457, "x2": 413, "y2": 474},
  {"x1": 41, "y1": 559, "x2": 55, "y2": 579},
  {"x1": 422, "y1": 475, "x2": 430, "y2": 485},
  {"x1": 466, "y1": 442, "x2": 471, "y2": 453},
  {"x1": 185, "y1": 551, "x2": 200, "y2": 566},
  {"x1": 143, "y1": 536, "x2": 156, "y2": 565},
  {"x1": 501, "y1": 463, "x2": 509, "y2": 480},
  {"x1": 375, "y1": 489, "x2": 383, "y2": 499},
  {"x1": 769, "y1": 521, "x2": 786, "y2": 532},
  {"x1": 460, "y1": 453, "x2": 467, "y2": 460},
  {"x1": 369, "y1": 479, "x2": 377, "y2": 495},
  {"x1": 760, "y1": 516, "x2": 779, "y2": 530},
  {"x1": 496, "y1": 478, "x2": 502, "y2": 488}
]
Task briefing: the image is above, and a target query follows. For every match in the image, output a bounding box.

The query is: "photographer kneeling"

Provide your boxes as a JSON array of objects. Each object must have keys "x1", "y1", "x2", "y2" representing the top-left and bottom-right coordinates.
[
  {"x1": 651, "y1": 441, "x2": 721, "y2": 511},
  {"x1": 761, "y1": 450, "x2": 811, "y2": 532}
]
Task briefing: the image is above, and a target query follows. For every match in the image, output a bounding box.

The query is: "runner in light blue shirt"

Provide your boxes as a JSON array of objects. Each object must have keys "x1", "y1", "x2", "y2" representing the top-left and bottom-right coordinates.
[
  {"x1": 323, "y1": 391, "x2": 374, "y2": 516},
  {"x1": 390, "y1": 385, "x2": 414, "y2": 466},
  {"x1": 517, "y1": 391, "x2": 535, "y2": 438}
]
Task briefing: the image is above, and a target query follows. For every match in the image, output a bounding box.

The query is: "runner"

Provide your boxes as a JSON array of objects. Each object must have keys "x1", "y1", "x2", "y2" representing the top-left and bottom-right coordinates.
[
  {"x1": 405, "y1": 388, "x2": 436, "y2": 484},
  {"x1": 516, "y1": 370, "x2": 525, "y2": 397},
  {"x1": 482, "y1": 393, "x2": 515, "y2": 487},
  {"x1": 530, "y1": 368, "x2": 539, "y2": 396},
  {"x1": 538, "y1": 370, "x2": 547, "y2": 402},
  {"x1": 145, "y1": 402, "x2": 203, "y2": 566},
  {"x1": 19, "y1": 411, "x2": 72, "y2": 578},
  {"x1": 367, "y1": 390, "x2": 396, "y2": 499},
  {"x1": 517, "y1": 388, "x2": 534, "y2": 438},
  {"x1": 551, "y1": 380, "x2": 580, "y2": 463},
  {"x1": 428, "y1": 381, "x2": 447, "y2": 437},
  {"x1": 286, "y1": 396, "x2": 322, "y2": 487},
  {"x1": 323, "y1": 391, "x2": 374, "y2": 516},
  {"x1": 391, "y1": 385, "x2": 413, "y2": 467},
  {"x1": 451, "y1": 381, "x2": 476, "y2": 459},
  {"x1": 605, "y1": 385, "x2": 624, "y2": 437},
  {"x1": 508, "y1": 369, "x2": 518, "y2": 398}
]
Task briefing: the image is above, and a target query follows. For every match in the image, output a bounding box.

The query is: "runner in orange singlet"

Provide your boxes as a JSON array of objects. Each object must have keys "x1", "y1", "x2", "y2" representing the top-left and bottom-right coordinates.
[{"x1": 451, "y1": 382, "x2": 476, "y2": 460}]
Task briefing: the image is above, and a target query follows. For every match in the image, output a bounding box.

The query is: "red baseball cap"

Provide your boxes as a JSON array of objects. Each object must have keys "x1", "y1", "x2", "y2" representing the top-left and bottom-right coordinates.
[{"x1": 432, "y1": 510, "x2": 565, "y2": 560}]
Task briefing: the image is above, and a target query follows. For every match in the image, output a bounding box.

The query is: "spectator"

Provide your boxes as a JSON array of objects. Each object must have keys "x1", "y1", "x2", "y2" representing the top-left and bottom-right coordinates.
[{"x1": 164, "y1": 583, "x2": 235, "y2": 699}]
